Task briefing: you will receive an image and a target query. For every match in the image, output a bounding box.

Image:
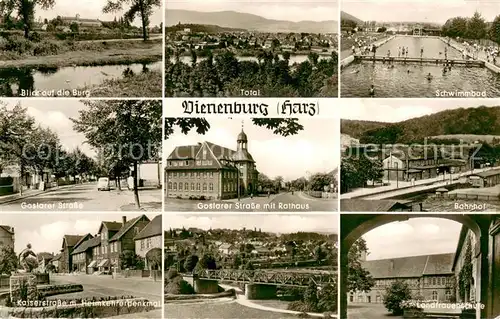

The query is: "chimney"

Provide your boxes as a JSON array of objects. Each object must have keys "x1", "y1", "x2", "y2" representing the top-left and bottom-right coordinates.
[{"x1": 122, "y1": 216, "x2": 127, "y2": 226}]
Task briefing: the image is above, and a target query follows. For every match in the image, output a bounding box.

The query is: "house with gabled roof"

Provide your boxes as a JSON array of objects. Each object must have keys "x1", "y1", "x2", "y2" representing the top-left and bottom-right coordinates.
[
  {"x1": 134, "y1": 215, "x2": 162, "y2": 270},
  {"x1": 349, "y1": 253, "x2": 455, "y2": 304},
  {"x1": 108, "y1": 215, "x2": 150, "y2": 270},
  {"x1": 60, "y1": 234, "x2": 92, "y2": 273},
  {"x1": 71, "y1": 236, "x2": 101, "y2": 274},
  {"x1": 165, "y1": 127, "x2": 259, "y2": 199}
]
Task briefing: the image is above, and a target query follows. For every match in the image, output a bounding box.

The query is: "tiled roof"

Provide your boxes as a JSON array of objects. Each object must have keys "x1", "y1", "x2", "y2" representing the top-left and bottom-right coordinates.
[
  {"x1": 63, "y1": 235, "x2": 85, "y2": 248},
  {"x1": 361, "y1": 253, "x2": 455, "y2": 279},
  {"x1": 167, "y1": 145, "x2": 201, "y2": 160},
  {"x1": 71, "y1": 236, "x2": 101, "y2": 255},
  {"x1": 102, "y1": 221, "x2": 122, "y2": 231},
  {"x1": 110, "y1": 215, "x2": 149, "y2": 242},
  {"x1": 0, "y1": 225, "x2": 14, "y2": 234},
  {"x1": 134, "y1": 215, "x2": 162, "y2": 240},
  {"x1": 37, "y1": 252, "x2": 54, "y2": 261}
]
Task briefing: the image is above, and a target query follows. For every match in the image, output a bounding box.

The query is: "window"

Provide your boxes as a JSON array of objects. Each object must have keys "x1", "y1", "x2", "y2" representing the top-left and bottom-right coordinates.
[
  {"x1": 191, "y1": 172, "x2": 194, "y2": 177},
  {"x1": 224, "y1": 183, "x2": 227, "y2": 192},
  {"x1": 185, "y1": 160, "x2": 189, "y2": 166},
  {"x1": 173, "y1": 182, "x2": 177, "y2": 190},
  {"x1": 179, "y1": 183, "x2": 183, "y2": 190},
  {"x1": 147, "y1": 237, "x2": 152, "y2": 249},
  {"x1": 168, "y1": 182, "x2": 172, "y2": 190},
  {"x1": 173, "y1": 172, "x2": 177, "y2": 178},
  {"x1": 184, "y1": 182, "x2": 188, "y2": 190},
  {"x1": 445, "y1": 290, "x2": 451, "y2": 301},
  {"x1": 209, "y1": 183, "x2": 213, "y2": 191},
  {"x1": 203, "y1": 183, "x2": 207, "y2": 191},
  {"x1": 432, "y1": 277, "x2": 436, "y2": 285},
  {"x1": 191, "y1": 183, "x2": 195, "y2": 191},
  {"x1": 350, "y1": 295, "x2": 354, "y2": 302},
  {"x1": 210, "y1": 172, "x2": 214, "y2": 178},
  {"x1": 196, "y1": 183, "x2": 201, "y2": 191},
  {"x1": 432, "y1": 291, "x2": 438, "y2": 300},
  {"x1": 141, "y1": 240, "x2": 145, "y2": 250},
  {"x1": 196, "y1": 172, "x2": 200, "y2": 177}
]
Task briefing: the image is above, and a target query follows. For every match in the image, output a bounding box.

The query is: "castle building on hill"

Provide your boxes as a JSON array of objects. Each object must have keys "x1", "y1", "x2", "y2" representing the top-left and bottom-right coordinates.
[{"x1": 165, "y1": 126, "x2": 259, "y2": 200}]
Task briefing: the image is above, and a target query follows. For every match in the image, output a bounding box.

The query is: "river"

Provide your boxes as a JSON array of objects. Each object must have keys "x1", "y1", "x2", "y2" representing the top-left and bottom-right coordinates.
[
  {"x1": 341, "y1": 36, "x2": 500, "y2": 97},
  {"x1": 0, "y1": 61, "x2": 162, "y2": 97},
  {"x1": 165, "y1": 299, "x2": 297, "y2": 318}
]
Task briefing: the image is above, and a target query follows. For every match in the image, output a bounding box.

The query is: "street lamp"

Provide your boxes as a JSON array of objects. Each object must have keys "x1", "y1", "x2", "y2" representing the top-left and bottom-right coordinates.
[{"x1": 396, "y1": 162, "x2": 399, "y2": 188}]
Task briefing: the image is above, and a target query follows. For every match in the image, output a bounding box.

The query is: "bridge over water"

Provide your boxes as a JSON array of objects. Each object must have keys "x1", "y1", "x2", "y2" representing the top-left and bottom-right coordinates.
[{"x1": 197, "y1": 269, "x2": 337, "y2": 288}]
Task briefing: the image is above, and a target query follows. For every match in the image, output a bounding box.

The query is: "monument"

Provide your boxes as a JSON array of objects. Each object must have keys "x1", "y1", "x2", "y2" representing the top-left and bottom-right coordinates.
[{"x1": 10, "y1": 244, "x2": 39, "y2": 304}]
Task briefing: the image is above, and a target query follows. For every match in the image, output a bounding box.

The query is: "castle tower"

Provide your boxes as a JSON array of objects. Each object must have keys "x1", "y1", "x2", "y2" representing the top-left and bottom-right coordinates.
[{"x1": 233, "y1": 122, "x2": 258, "y2": 196}]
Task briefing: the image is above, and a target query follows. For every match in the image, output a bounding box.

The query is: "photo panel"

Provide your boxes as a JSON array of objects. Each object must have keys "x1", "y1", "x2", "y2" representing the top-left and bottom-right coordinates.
[
  {"x1": 0, "y1": 212, "x2": 162, "y2": 317},
  {"x1": 340, "y1": 99, "x2": 500, "y2": 213},
  {"x1": 165, "y1": 0, "x2": 339, "y2": 97},
  {"x1": 340, "y1": 0, "x2": 500, "y2": 98},
  {"x1": 163, "y1": 99, "x2": 339, "y2": 212},
  {"x1": 339, "y1": 213, "x2": 500, "y2": 319},
  {"x1": 0, "y1": 99, "x2": 162, "y2": 212},
  {"x1": 0, "y1": 1, "x2": 162, "y2": 98},
  {"x1": 164, "y1": 213, "x2": 339, "y2": 318}
]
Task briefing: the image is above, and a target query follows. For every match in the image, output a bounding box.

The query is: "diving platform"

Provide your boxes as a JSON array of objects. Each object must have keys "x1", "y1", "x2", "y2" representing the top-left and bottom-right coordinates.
[{"x1": 354, "y1": 55, "x2": 485, "y2": 67}]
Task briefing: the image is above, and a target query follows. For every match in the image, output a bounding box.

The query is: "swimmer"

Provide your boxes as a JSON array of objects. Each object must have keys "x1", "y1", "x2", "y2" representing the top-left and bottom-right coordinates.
[
  {"x1": 369, "y1": 85, "x2": 375, "y2": 97},
  {"x1": 426, "y1": 72, "x2": 433, "y2": 80},
  {"x1": 351, "y1": 69, "x2": 360, "y2": 74},
  {"x1": 407, "y1": 69, "x2": 411, "y2": 73}
]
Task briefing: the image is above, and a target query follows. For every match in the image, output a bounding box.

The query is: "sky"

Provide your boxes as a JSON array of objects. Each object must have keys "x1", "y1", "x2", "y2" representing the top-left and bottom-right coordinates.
[
  {"x1": 164, "y1": 214, "x2": 338, "y2": 234},
  {"x1": 340, "y1": 99, "x2": 500, "y2": 123},
  {"x1": 4, "y1": 99, "x2": 94, "y2": 158},
  {"x1": 35, "y1": 1, "x2": 162, "y2": 27},
  {"x1": 164, "y1": 118, "x2": 339, "y2": 181},
  {"x1": 362, "y1": 218, "x2": 462, "y2": 260},
  {"x1": 0, "y1": 213, "x2": 156, "y2": 255},
  {"x1": 342, "y1": 0, "x2": 499, "y2": 24},
  {"x1": 166, "y1": 0, "x2": 339, "y2": 22}
]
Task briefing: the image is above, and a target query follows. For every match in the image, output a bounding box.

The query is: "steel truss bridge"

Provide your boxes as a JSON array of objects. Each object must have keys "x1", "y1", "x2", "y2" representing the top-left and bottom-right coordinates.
[{"x1": 197, "y1": 269, "x2": 337, "y2": 287}]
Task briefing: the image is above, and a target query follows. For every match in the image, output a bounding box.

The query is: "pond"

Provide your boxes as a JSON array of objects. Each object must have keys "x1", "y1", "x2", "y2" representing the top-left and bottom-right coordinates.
[
  {"x1": 0, "y1": 61, "x2": 162, "y2": 97},
  {"x1": 341, "y1": 36, "x2": 500, "y2": 97}
]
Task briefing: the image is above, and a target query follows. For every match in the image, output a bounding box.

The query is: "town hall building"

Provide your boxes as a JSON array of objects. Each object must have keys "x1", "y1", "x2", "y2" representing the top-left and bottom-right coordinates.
[{"x1": 165, "y1": 127, "x2": 258, "y2": 200}]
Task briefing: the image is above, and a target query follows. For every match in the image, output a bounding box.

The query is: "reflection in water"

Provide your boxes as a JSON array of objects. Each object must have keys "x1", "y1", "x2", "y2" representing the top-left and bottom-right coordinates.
[{"x1": 0, "y1": 61, "x2": 161, "y2": 97}]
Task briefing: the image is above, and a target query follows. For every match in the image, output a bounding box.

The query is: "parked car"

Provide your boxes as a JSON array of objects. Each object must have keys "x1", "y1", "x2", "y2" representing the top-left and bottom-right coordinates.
[{"x1": 97, "y1": 177, "x2": 110, "y2": 191}]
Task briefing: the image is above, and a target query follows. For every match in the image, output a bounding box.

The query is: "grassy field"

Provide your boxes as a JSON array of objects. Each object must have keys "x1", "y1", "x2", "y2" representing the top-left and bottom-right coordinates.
[
  {"x1": 0, "y1": 38, "x2": 162, "y2": 68},
  {"x1": 81, "y1": 70, "x2": 162, "y2": 97}
]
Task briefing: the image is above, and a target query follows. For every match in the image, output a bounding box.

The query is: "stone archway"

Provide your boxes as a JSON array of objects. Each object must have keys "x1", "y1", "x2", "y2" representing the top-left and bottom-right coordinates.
[{"x1": 340, "y1": 214, "x2": 497, "y2": 319}]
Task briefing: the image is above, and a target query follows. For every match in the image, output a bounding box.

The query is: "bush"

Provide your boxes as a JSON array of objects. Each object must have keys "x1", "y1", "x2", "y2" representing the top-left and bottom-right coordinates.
[
  {"x1": 384, "y1": 280, "x2": 412, "y2": 315},
  {"x1": 288, "y1": 301, "x2": 313, "y2": 312},
  {"x1": 5, "y1": 36, "x2": 33, "y2": 54},
  {"x1": 33, "y1": 41, "x2": 62, "y2": 56},
  {"x1": 29, "y1": 32, "x2": 42, "y2": 43},
  {"x1": 166, "y1": 268, "x2": 179, "y2": 281},
  {"x1": 165, "y1": 276, "x2": 194, "y2": 294}
]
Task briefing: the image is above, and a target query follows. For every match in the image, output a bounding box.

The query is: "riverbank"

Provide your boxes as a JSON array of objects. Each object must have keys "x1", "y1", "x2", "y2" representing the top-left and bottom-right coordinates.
[
  {"x1": 0, "y1": 40, "x2": 162, "y2": 68},
  {"x1": 80, "y1": 70, "x2": 162, "y2": 97}
]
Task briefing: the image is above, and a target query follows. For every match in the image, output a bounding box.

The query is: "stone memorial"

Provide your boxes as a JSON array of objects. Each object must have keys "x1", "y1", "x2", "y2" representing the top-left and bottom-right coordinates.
[{"x1": 10, "y1": 244, "x2": 39, "y2": 304}]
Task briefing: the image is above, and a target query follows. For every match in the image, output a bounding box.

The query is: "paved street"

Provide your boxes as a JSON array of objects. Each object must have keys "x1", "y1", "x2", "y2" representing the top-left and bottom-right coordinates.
[
  {"x1": 0, "y1": 183, "x2": 161, "y2": 211},
  {"x1": 164, "y1": 191, "x2": 338, "y2": 212},
  {"x1": 48, "y1": 274, "x2": 162, "y2": 306}
]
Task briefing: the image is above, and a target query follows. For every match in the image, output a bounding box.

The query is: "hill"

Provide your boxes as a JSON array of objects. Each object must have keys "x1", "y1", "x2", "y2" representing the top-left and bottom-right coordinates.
[
  {"x1": 341, "y1": 120, "x2": 389, "y2": 138},
  {"x1": 166, "y1": 10, "x2": 338, "y2": 33},
  {"x1": 165, "y1": 23, "x2": 247, "y2": 33},
  {"x1": 342, "y1": 106, "x2": 500, "y2": 144},
  {"x1": 341, "y1": 11, "x2": 363, "y2": 24}
]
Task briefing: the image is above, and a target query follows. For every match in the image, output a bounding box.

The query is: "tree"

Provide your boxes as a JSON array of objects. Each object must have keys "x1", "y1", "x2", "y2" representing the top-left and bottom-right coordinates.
[
  {"x1": 70, "y1": 21, "x2": 79, "y2": 33},
  {"x1": 490, "y1": 15, "x2": 500, "y2": 45},
  {"x1": 309, "y1": 173, "x2": 334, "y2": 192},
  {"x1": 466, "y1": 11, "x2": 487, "y2": 40},
  {"x1": 183, "y1": 254, "x2": 198, "y2": 272},
  {"x1": 0, "y1": 245, "x2": 18, "y2": 274},
  {"x1": 119, "y1": 250, "x2": 141, "y2": 269},
  {"x1": 1, "y1": 0, "x2": 55, "y2": 38},
  {"x1": 384, "y1": 280, "x2": 412, "y2": 315},
  {"x1": 314, "y1": 246, "x2": 327, "y2": 264},
  {"x1": 103, "y1": 0, "x2": 161, "y2": 41},
  {"x1": 72, "y1": 100, "x2": 162, "y2": 209},
  {"x1": 303, "y1": 280, "x2": 318, "y2": 310},
  {"x1": 197, "y1": 254, "x2": 217, "y2": 270},
  {"x1": 341, "y1": 155, "x2": 383, "y2": 193},
  {"x1": 347, "y1": 238, "x2": 375, "y2": 293}
]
